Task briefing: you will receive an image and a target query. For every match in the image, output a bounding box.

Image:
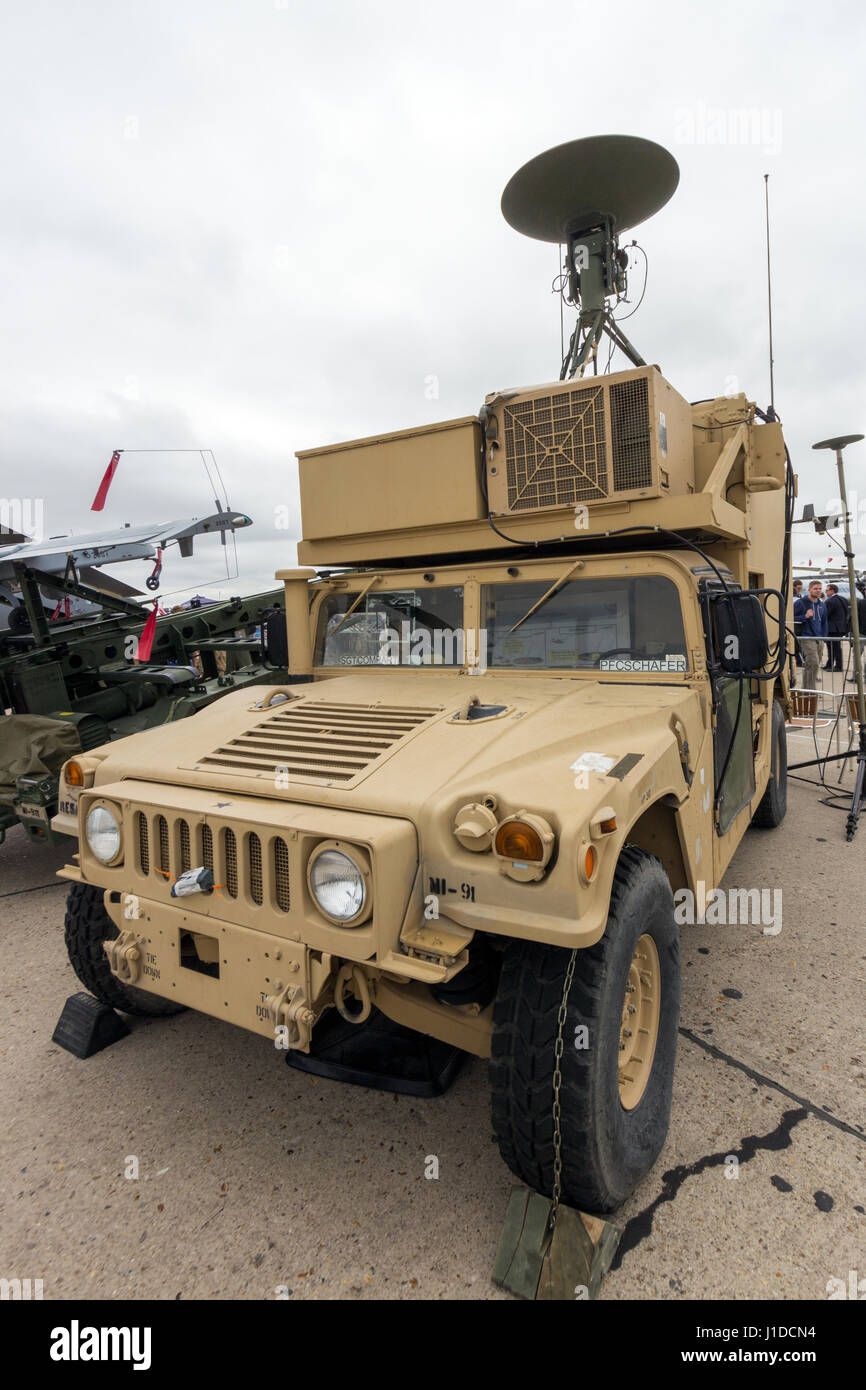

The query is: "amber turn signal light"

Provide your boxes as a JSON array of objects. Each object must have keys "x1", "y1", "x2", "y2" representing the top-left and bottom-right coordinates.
[
  {"x1": 494, "y1": 819, "x2": 545, "y2": 862},
  {"x1": 64, "y1": 760, "x2": 86, "y2": 789},
  {"x1": 584, "y1": 844, "x2": 598, "y2": 881}
]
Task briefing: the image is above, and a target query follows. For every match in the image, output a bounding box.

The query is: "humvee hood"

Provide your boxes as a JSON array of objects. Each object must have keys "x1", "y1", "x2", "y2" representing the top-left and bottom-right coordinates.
[{"x1": 91, "y1": 672, "x2": 702, "y2": 818}]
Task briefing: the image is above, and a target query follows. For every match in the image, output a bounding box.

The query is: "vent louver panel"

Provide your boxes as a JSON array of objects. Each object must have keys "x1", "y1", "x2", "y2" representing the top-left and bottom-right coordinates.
[
  {"x1": 503, "y1": 384, "x2": 608, "y2": 510},
  {"x1": 224, "y1": 828, "x2": 238, "y2": 898},
  {"x1": 200, "y1": 823, "x2": 214, "y2": 871},
  {"x1": 610, "y1": 377, "x2": 652, "y2": 492},
  {"x1": 179, "y1": 819, "x2": 191, "y2": 874},
  {"x1": 198, "y1": 701, "x2": 444, "y2": 786},
  {"x1": 273, "y1": 837, "x2": 290, "y2": 912},
  {"x1": 156, "y1": 815, "x2": 169, "y2": 874},
  {"x1": 248, "y1": 832, "x2": 263, "y2": 905},
  {"x1": 136, "y1": 812, "x2": 149, "y2": 875},
  {"x1": 491, "y1": 368, "x2": 676, "y2": 518}
]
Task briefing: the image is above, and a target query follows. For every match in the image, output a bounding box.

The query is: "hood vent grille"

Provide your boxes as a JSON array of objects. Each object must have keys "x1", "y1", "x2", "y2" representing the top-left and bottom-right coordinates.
[{"x1": 197, "y1": 700, "x2": 444, "y2": 787}]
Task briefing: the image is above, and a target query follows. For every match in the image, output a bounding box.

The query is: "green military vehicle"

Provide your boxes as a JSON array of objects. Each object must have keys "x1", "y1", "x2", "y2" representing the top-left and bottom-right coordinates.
[{"x1": 1, "y1": 507, "x2": 288, "y2": 848}]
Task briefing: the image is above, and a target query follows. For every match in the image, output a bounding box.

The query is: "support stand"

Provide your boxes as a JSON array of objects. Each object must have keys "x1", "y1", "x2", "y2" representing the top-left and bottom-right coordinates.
[{"x1": 812, "y1": 434, "x2": 866, "y2": 839}]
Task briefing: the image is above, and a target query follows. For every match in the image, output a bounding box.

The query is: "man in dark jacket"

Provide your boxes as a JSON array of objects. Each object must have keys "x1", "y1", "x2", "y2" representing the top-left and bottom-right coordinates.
[
  {"x1": 793, "y1": 579, "x2": 828, "y2": 690},
  {"x1": 850, "y1": 585, "x2": 866, "y2": 684},
  {"x1": 824, "y1": 584, "x2": 849, "y2": 672},
  {"x1": 792, "y1": 578, "x2": 804, "y2": 666}
]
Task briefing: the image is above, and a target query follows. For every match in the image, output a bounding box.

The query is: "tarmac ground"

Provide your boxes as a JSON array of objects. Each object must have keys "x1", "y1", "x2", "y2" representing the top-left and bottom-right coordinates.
[{"x1": 0, "y1": 721, "x2": 864, "y2": 1301}]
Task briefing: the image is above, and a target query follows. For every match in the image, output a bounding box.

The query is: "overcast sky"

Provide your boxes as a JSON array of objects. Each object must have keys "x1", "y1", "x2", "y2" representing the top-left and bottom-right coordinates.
[{"x1": 1, "y1": 0, "x2": 864, "y2": 601}]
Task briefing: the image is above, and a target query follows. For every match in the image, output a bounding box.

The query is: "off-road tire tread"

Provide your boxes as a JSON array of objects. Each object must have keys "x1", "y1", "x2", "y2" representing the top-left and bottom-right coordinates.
[
  {"x1": 490, "y1": 846, "x2": 677, "y2": 1213},
  {"x1": 64, "y1": 882, "x2": 184, "y2": 1017}
]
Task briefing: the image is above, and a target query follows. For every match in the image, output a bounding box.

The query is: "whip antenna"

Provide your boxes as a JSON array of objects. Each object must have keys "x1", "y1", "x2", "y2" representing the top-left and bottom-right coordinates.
[{"x1": 764, "y1": 173, "x2": 776, "y2": 419}]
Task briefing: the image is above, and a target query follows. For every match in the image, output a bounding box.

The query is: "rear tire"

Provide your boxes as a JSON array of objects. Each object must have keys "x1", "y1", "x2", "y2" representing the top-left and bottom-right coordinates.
[
  {"x1": 490, "y1": 846, "x2": 679, "y2": 1213},
  {"x1": 752, "y1": 698, "x2": 787, "y2": 828},
  {"x1": 64, "y1": 882, "x2": 184, "y2": 1017}
]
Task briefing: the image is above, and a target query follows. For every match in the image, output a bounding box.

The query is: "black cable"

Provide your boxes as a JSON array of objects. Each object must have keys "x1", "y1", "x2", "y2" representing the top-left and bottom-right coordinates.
[
  {"x1": 611, "y1": 243, "x2": 647, "y2": 323},
  {"x1": 693, "y1": 418, "x2": 753, "y2": 431}
]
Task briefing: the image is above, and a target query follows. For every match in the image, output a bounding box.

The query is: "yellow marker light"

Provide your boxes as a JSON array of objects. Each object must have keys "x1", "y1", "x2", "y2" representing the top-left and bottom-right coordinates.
[
  {"x1": 495, "y1": 820, "x2": 545, "y2": 862},
  {"x1": 585, "y1": 844, "x2": 598, "y2": 880},
  {"x1": 64, "y1": 761, "x2": 85, "y2": 789}
]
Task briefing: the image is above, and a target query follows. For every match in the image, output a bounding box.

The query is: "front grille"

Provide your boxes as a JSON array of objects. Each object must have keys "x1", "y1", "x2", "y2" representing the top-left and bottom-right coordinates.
[
  {"x1": 197, "y1": 700, "x2": 444, "y2": 787},
  {"x1": 504, "y1": 383, "x2": 608, "y2": 510},
  {"x1": 129, "y1": 809, "x2": 293, "y2": 913}
]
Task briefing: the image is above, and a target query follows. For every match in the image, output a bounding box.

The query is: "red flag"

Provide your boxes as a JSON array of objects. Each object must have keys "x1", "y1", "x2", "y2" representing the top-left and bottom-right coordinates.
[
  {"x1": 91, "y1": 450, "x2": 122, "y2": 511},
  {"x1": 137, "y1": 602, "x2": 159, "y2": 662}
]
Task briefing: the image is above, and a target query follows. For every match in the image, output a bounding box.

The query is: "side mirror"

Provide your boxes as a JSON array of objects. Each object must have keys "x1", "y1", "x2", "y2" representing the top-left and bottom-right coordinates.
[
  {"x1": 263, "y1": 608, "x2": 288, "y2": 668},
  {"x1": 712, "y1": 592, "x2": 769, "y2": 674}
]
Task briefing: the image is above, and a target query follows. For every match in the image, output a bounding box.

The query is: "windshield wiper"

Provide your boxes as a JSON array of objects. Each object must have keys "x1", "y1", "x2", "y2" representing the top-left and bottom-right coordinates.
[
  {"x1": 508, "y1": 559, "x2": 585, "y2": 634},
  {"x1": 329, "y1": 574, "x2": 382, "y2": 636}
]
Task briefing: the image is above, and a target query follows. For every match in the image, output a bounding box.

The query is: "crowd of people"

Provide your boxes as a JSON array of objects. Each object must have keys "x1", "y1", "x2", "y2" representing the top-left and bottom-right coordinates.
[{"x1": 792, "y1": 576, "x2": 866, "y2": 689}]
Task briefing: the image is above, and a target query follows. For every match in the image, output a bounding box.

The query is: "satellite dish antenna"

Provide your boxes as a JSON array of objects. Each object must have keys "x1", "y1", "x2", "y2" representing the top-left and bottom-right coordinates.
[{"x1": 501, "y1": 135, "x2": 679, "y2": 379}]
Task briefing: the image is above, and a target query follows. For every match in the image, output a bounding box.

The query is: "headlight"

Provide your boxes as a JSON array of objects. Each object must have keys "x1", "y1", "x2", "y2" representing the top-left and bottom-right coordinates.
[
  {"x1": 308, "y1": 845, "x2": 368, "y2": 924},
  {"x1": 85, "y1": 804, "x2": 122, "y2": 864}
]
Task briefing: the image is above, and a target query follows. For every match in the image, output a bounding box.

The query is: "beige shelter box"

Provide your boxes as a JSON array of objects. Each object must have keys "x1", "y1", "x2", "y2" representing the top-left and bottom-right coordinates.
[{"x1": 297, "y1": 416, "x2": 484, "y2": 563}]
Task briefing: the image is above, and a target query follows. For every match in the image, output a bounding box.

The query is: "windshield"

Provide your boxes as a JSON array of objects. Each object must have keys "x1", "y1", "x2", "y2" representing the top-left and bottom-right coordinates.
[
  {"x1": 482, "y1": 576, "x2": 687, "y2": 671},
  {"x1": 316, "y1": 587, "x2": 464, "y2": 666}
]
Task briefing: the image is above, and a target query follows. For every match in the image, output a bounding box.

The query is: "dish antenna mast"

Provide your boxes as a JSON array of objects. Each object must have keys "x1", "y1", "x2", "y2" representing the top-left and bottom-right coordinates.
[{"x1": 501, "y1": 135, "x2": 679, "y2": 380}]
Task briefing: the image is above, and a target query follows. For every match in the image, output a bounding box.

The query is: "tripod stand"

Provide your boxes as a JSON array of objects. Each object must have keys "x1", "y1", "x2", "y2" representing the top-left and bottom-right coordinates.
[{"x1": 812, "y1": 434, "x2": 866, "y2": 839}]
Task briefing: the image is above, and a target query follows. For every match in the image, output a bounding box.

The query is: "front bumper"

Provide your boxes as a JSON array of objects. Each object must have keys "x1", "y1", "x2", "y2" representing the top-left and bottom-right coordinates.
[{"x1": 62, "y1": 780, "x2": 472, "y2": 1046}]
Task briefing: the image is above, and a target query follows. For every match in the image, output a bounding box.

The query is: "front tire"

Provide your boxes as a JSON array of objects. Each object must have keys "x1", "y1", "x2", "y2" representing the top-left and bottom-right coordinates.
[
  {"x1": 64, "y1": 882, "x2": 184, "y2": 1017},
  {"x1": 490, "y1": 846, "x2": 679, "y2": 1213}
]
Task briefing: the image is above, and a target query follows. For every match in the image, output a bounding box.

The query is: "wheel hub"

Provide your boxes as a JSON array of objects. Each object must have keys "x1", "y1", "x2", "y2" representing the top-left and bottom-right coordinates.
[{"x1": 618, "y1": 933, "x2": 661, "y2": 1110}]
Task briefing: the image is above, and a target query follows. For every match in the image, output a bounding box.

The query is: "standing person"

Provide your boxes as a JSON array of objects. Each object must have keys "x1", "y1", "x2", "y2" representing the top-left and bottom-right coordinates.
[
  {"x1": 824, "y1": 584, "x2": 849, "y2": 672},
  {"x1": 850, "y1": 584, "x2": 866, "y2": 684},
  {"x1": 794, "y1": 579, "x2": 828, "y2": 690},
  {"x1": 792, "y1": 578, "x2": 804, "y2": 667}
]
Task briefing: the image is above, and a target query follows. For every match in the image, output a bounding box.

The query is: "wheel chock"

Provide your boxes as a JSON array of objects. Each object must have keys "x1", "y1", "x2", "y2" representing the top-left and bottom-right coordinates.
[
  {"x1": 51, "y1": 992, "x2": 131, "y2": 1058},
  {"x1": 493, "y1": 1187, "x2": 621, "y2": 1301}
]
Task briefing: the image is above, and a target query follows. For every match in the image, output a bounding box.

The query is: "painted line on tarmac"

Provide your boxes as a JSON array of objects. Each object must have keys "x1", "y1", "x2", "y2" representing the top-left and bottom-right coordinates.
[
  {"x1": 680, "y1": 1027, "x2": 865, "y2": 1143},
  {"x1": 0, "y1": 881, "x2": 66, "y2": 899}
]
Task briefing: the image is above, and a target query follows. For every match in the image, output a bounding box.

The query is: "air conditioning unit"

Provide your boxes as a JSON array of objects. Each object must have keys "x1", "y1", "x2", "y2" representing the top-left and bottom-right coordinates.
[{"x1": 483, "y1": 365, "x2": 694, "y2": 518}]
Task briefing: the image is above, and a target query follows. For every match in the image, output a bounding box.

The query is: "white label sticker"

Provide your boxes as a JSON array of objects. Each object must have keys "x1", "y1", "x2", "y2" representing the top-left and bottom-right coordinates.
[
  {"x1": 600, "y1": 655, "x2": 687, "y2": 672},
  {"x1": 570, "y1": 752, "x2": 618, "y2": 775}
]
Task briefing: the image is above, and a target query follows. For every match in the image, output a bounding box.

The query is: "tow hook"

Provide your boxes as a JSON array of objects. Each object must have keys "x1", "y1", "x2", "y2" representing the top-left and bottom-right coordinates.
[
  {"x1": 266, "y1": 978, "x2": 316, "y2": 1049},
  {"x1": 334, "y1": 964, "x2": 372, "y2": 1024},
  {"x1": 104, "y1": 929, "x2": 147, "y2": 985}
]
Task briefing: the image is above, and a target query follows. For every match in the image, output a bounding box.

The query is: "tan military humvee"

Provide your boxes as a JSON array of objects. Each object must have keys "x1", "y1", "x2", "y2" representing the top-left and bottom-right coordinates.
[{"x1": 55, "y1": 361, "x2": 792, "y2": 1213}]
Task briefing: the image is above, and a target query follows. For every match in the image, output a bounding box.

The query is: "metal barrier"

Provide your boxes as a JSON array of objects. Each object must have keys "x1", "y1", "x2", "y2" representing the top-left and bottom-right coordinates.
[{"x1": 789, "y1": 636, "x2": 862, "y2": 782}]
